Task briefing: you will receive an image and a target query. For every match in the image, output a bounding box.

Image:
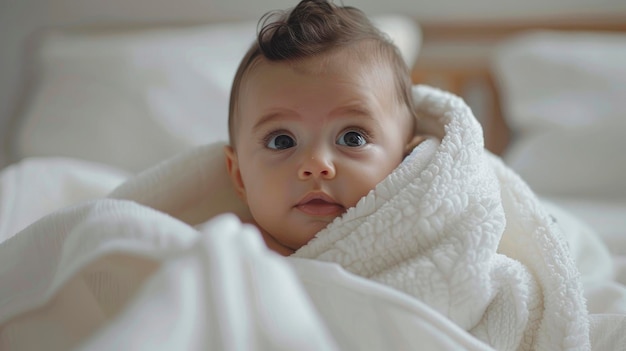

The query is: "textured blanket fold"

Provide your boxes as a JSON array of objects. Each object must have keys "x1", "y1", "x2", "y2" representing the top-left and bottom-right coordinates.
[{"x1": 293, "y1": 85, "x2": 589, "y2": 350}]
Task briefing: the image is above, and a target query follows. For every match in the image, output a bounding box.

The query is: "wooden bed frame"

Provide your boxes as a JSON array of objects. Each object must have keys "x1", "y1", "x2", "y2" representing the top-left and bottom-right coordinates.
[{"x1": 411, "y1": 16, "x2": 626, "y2": 155}]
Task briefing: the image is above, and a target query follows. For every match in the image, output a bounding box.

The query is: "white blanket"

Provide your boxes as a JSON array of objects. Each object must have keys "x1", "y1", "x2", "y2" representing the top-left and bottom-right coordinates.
[
  {"x1": 0, "y1": 85, "x2": 592, "y2": 350},
  {"x1": 293, "y1": 86, "x2": 589, "y2": 350}
]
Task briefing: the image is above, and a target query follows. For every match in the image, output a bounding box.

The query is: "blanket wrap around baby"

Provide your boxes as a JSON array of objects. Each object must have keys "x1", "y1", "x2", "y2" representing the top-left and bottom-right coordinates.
[
  {"x1": 0, "y1": 85, "x2": 589, "y2": 351},
  {"x1": 293, "y1": 85, "x2": 590, "y2": 350}
]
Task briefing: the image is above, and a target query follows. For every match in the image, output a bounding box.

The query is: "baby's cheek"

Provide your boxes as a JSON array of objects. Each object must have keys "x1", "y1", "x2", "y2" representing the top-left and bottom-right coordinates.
[
  {"x1": 345, "y1": 178, "x2": 375, "y2": 207},
  {"x1": 357, "y1": 163, "x2": 397, "y2": 201}
]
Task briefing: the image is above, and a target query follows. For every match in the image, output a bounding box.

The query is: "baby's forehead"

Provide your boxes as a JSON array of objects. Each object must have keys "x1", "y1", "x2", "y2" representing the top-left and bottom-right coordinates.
[
  {"x1": 251, "y1": 41, "x2": 391, "y2": 77},
  {"x1": 241, "y1": 55, "x2": 397, "y2": 111}
]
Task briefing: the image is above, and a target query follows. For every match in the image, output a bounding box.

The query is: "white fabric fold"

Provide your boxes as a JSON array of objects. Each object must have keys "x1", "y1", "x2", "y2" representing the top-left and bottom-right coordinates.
[{"x1": 0, "y1": 201, "x2": 340, "y2": 351}]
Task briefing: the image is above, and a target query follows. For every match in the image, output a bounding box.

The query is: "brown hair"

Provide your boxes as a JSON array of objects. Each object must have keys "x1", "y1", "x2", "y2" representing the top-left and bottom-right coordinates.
[{"x1": 228, "y1": 0, "x2": 416, "y2": 146}]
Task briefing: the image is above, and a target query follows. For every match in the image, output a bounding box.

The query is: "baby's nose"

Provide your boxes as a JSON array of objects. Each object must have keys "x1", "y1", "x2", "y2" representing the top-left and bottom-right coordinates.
[{"x1": 298, "y1": 154, "x2": 336, "y2": 180}]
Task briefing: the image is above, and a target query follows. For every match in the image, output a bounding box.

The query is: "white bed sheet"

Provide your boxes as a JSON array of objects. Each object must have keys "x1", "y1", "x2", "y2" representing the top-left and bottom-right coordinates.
[
  {"x1": 544, "y1": 197, "x2": 626, "y2": 253},
  {"x1": 544, "y1": 196, "x2": 626, "y2": 316},
  {"x1": 0, "y1": 157, "x2": 129, "y2": 242}
]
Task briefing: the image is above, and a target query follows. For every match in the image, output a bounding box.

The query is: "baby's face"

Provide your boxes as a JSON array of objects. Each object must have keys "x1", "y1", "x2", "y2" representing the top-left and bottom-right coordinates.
[{"x1": 226, "y1": 52, "x2": 412, "y2": 254}]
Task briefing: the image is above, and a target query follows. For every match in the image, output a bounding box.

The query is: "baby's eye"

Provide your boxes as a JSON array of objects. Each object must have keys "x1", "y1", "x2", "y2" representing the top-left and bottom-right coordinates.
[
  {"x1": 267, "y1": 134, "x2": 296, "y2": 150},
  {"x1": 337, "y1": 130, "x2": 367, "y2": 147}
]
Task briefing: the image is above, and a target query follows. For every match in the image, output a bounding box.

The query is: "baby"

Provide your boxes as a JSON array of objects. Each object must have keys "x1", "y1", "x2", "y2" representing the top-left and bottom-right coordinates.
[{"x1": 224, "y1": 0, "x2": 423, "y2": 255}]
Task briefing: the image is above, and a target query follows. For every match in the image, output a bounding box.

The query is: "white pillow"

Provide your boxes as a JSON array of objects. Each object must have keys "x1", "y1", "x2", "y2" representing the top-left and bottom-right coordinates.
[
  {"x1": 492, "y1": 31, "x2": 626, "y2": 133},
  {"x1": 15, "y1": 22, "x2": 256, "y2": 173},
  {"x1": 13, "y1": 17, "x2": 421, "y2": 173},
  {"x1": 504, "y1": 121, "x2": 626, "y2": 198},
  {"x1": 492, "y1": 31, "x2": 626, "y2": 197}
]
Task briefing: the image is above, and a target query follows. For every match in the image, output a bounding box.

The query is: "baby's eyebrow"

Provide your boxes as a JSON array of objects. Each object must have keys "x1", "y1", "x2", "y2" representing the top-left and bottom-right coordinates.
[
  {"x1": 253, "y1": 110, "x2": 299, "y2": 131},
  {"x1": 252, "y1": 104, "x2": 378, "y2": 132},
  {"x1": 329, "y1": 104, "x2": 373, "y2": 118},
  {"x1": 329, "y1": 105, "x2": 382, "y2": 129}
]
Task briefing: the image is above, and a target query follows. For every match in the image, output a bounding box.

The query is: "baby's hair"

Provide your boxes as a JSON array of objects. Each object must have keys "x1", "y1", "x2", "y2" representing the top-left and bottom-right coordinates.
[
  {"x1": 228, "y1": 0, "x2": 416, "y2": 146},
  {"x1": 257, "y1": 0, "x2": 380, "y2": 59}
]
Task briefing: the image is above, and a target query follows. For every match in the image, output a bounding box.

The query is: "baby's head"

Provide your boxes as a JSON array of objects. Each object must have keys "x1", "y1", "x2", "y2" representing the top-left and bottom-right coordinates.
[{"x1": 225, "y1": 0, "x2": 421, "y2": 255}]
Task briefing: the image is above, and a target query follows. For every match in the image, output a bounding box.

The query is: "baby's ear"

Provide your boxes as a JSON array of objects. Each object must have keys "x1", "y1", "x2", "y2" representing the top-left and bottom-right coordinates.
[
  {"x1": 404, "y1": 134, "x2": 427, "y2": 156},
  {"x1": 224, "y1": 146, "x2": 247, "y2": 203}
]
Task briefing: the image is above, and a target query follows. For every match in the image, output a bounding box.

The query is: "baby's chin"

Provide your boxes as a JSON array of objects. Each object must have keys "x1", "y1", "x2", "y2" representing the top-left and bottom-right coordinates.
[
  {"x1": 292, "y1": 220, "x2": 335, "y2": 249},
  {"x1": 255, "y1": 214, "x2": 341, "y2": 254}
]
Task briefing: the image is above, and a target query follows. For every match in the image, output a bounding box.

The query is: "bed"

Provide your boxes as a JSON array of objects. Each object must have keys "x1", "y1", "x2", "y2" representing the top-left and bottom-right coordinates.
[{"x1": 1, "y1": 6, "x2": 626, "y2": 351}]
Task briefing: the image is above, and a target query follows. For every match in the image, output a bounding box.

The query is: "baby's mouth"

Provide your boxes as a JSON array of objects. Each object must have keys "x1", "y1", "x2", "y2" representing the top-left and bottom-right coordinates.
[{"x1": 295, "y1": 193, "x2": 345, "y2": 217}]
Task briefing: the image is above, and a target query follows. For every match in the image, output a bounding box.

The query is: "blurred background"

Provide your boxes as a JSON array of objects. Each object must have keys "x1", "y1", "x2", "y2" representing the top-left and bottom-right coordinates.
[
  {"x1": 0, "y1": 0, "x2": 625, "y2": 167},
  {"x1": 2, "y1": 0, "x2": 625, "y2": 165}
]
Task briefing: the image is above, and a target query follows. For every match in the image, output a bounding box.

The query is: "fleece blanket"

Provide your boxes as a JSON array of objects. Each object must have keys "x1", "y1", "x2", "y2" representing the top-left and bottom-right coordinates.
[
  {"x1": 0, "y1": 85, "x2": 589, "y2": 350},
  {"x1": 293, "y1": 85, "x2": 590, "y2": 350}
]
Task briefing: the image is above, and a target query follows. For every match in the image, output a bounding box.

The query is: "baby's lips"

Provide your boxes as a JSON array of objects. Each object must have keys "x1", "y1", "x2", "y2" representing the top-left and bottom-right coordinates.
[
  {"x1": 296, "y1": 200, "x2": 345, "y2": 216},
  {"x1": 295, "y1": 191, "x2": 345, "y2": 216}
]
